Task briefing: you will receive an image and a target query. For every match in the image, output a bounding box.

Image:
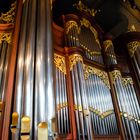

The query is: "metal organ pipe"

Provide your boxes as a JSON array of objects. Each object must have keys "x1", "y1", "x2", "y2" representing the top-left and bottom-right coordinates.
[
  {"x1": 35, "y1": 0, "x2": 55, "y2": 139},
  {"x1": 22, "y1": 0, "x2": 36, "y2": 138},
  {"x1": 11, "y1": 1, "x2": 29, "y2": 139}
]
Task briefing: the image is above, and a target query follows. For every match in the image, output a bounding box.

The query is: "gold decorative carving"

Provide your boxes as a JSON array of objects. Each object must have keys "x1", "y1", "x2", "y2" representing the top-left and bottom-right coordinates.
[
  {"x1": 74, "y1": 105, "x2": 83, "y2": 111},
  {"x1": 80, "y1": 18, "x2": 101, "y2": 48},
  {"x1": 54, "y1": 53, "x2": 66, "y2": 75},
  {"x1": 0, "y1": 1, "x2": 17, "y2": 24},
  {"x1": 57, "y1": 102, "x2": 68, "y2": 110},
  {"x1": 84, "y1": 65, "x2": 110, "y2": 88},
  {"x1": 110, "y1": 70, "x2": 121, "y2": 83},
  {"x1": 73, "y1": 1, "x2": 97, "y2": 17},
  {"x1": 127, "y1": 41, "x2": 140, "y2": 58},
  {"x1": 122, "y1": 77, "x2": 133, "y2": 86},
  {"x1": 120, "y1": 112, "x2": 140, "y2": 124},
  {"x1": 65, "y1": 21, "x2": 79, "y2": 34},
  {"x1": 0, "y1": 32, "x2": 12, "y2": 44},
  {"x1": 128, "y1": 25, "x2": 136, "y2": 32},
  {"x1": 89, "y1": 107, "x2": 114, "y2": 119},
  {"x1": 103, "y1": 40, "x2": 113, "y2": 52},
  {"x1": 69, "y1": 54, "x2": 83, "y2": 71}
]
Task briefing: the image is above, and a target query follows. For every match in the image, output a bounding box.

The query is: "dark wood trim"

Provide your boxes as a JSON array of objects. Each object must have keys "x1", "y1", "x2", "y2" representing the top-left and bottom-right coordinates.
[{"x1": 64, "y1": 47, "x2": 77, "y2": 140}]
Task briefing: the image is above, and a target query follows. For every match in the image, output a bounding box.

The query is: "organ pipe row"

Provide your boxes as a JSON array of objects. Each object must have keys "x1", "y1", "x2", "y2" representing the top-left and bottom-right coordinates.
[
  {"x1": 10, "y1": 0, "x2": 56, "y2": 140},
  {"x1": 65, "y1": 18, "x2": 104, "y2": 64}
]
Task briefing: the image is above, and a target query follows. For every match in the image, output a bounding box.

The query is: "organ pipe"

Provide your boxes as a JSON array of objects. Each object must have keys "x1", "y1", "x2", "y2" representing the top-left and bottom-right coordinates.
[{"x1": 35, "y1": 0, "x2": 55, "y2": 139}]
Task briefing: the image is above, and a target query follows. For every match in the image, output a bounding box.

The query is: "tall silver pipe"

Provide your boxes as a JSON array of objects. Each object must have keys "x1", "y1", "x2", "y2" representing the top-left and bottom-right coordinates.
[
  {"x1": 11, "y1": 1, "x2": 29, "y2": 139},
  {"x1": 0, "y1": 41, "x2": 7, "y2": 100},
  {"x1": 71, "y1": 69, "x2": 81, "y2": 140},
  {"x1": 35, "y1": 0, "x2": 55, "y2": 138},
  {"x1": 22, "y1": 0, "x2": 36, "y2": 138}
]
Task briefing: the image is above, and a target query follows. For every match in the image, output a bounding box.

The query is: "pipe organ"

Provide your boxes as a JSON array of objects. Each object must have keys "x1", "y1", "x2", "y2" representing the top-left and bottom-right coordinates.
[{"x1": 0, "y1": 0, "x2": 140, "y2": 140}]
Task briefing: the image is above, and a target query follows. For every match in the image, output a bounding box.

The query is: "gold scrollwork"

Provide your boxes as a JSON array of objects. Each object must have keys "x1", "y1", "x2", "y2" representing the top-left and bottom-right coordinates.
[
  {"x1": 120, "y1": 112, "x2": 140, "y2": 124},
  {"x1": 110, "y1": 70, "x2": 121, "y2": 83},
  {"x1": 127, "y1": 41, "x2": 140, "y2": 58},
  {"x1": 0, "y1": 32, "x2": 12, "y2": 44},
  {"x1": 80, "y1": 18, "x2": 101, "y2": 48},
  {"x1": 69, "y1": 54, "x2": 83, "y2": 71},
  {"x1": 73, "y1": 1, "x2": 97, "y2": 17},
  {"x1": 89, "y1": 107, "x2": 114, "y2": 119},
  {"x1": 57, "y1": 102, "x2": 68, "y2": 110},
  {"x1": 84, "y1": 65, "x2": 110, "y2": 88},
  {"x1": 74, "y1": 105, "x2": 83, "y2": 111},
  {"x1": 0, "y1": 1, "x2": 17, "y2": 24},
  {"x1": 103, "y1": 40, "x2": 113, "y2": 52},
  {"x1": 65, "y1": 21, "x2": 79, "y2": 34},
  {"x1": 54, "y1": 53, "x2": 66, "y2": 75},
  {"x1": 122, "y1": 77, "x2": 133, "y2": 86}
]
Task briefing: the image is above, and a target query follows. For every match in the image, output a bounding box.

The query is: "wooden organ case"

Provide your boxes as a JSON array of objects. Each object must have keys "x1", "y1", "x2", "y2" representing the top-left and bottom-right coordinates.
[{"x1": 0, "y1": 0, "x2": 140, "y2": 140}]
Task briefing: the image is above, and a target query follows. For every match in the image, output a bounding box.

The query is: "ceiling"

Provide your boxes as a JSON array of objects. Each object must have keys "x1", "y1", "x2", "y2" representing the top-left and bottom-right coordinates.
[
  {"x1": 52, "y1": 0, "x2": 140, "y2": 37},
  {"x1": 0, "y1": 0, "x2": 140, "y2": 37}
]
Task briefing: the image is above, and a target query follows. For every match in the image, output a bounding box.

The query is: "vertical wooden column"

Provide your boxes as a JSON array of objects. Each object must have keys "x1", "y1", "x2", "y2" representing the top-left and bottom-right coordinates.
[
  {"x1": 1, "y1": 1, "x2": 23, "y2": 140},
  {"x1": 64, "y1": 47, "x2": 77, "y2": 140},
  {"x1": 108, "y1": 71, "x2": 126, "y2": 140}
]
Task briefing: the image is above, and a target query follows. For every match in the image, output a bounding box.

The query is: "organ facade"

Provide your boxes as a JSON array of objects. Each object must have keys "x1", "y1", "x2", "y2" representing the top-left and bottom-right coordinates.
[{"x1": 0, "y1": 0, "x2": 140, "y2": 140}]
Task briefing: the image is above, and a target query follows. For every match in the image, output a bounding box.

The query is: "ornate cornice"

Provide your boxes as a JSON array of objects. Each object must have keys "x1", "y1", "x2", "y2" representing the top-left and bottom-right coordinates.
[
  {"x1": 122, "y1": 77, "x2": 133, "y2": 86},
  {"x1": 65, "y1": 21, "x2": 79, "y2": 34},
  {"x1": 0, "y1": 1, "x2": 17, "y2": 24},
  {"x1": 110, "y1": 70, "x2": 122, "y2": 83},
  {"x1": 73, "y1": 1, "x2": 97, "y2": 17},
  {"x1": 127, "y1": 41, "x2": 140, "y2": 57},
  {"x1": 69, "y1": 54, "x2": 83, "y2": 71},
  {"x1": 54, "y1": 53, "x2": 66, "y2": 74},
  {"x1": 103, "y1": 40, "x2": 113, "y2": 52},
  {"x1": 84, "y1": 65, "x2": 110, "y2": 88}
]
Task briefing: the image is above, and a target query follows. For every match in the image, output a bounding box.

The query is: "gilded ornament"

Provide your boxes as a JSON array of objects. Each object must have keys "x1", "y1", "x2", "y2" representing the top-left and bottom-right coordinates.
[
  {"x1": 120, "y1": 112, "x2": 140, "y2": 124},
  {"x1": 110, "y1": 70, "x2": 121, "y2": 83},
  {"x1": 80, "y1": 18, "x2": 101, "y2": 48},
  {"x1": 57, "y1": 102, "x2": 68, "y2": 110},
  {"x1": 54, "y1": 53, "x2": 66, "y2": 74},
  {"x1": 89, "y1": 106, "x2": 114, "y2": 119},
  {"x1": 0, "y1": 1, "x2": 17, "y2": 24},
  {"x1": 74, "y1": 105, "x2": 83, "y2": 111},
  {"x1": 69, "y1": 54, "x2": 83, "y2": 71},
  {"x1": 127, "y1": 41, "x2": 140, "y2": 58},
  {"x1": 65, "y1": 21, "x2": 79, "y2": 34},
  {"x1": 122, "y1": 77, "x2": 133, "y2": 86},
  {"x1": 0, "y1": 32, "x2": 12, "y2": 44},
  {"x1": 103, "y1": 40, "x2": 113, "y2": 52},
  {"x1": 73, "y1": 1, "x2": 97, "y2": 17},
  {"x1": 84, "y1": 65, "x2": 110, "y2": 88}
]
